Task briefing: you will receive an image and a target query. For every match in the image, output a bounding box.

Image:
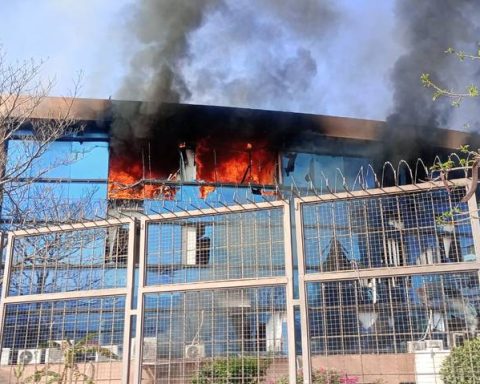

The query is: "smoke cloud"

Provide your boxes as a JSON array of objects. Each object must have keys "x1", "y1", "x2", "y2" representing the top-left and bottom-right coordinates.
[
  {"x1": 388, "y1": 0, "x2": 480, "y2": 128},
  {"x1": 118, "y1": 0, "x2": 340, "y2": 110},
  {"x1": 117, "y1": 0, "x2": 223, "y2": 102},
  {"x1": 383, "y1": 0, "x2": 480, "y2": 164},
  {"x1": 116, "y1": 0, "x2": 480, "y2": 149}
]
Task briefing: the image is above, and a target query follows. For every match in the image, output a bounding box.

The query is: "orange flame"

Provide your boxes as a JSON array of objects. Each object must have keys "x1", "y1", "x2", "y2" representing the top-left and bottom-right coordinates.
[
  {"x1": 108, "y1": 154, "x2": 176, "y2": 200},
  {"x1": 108, "y1": 137, "x2": 277, "y2": 200},
  {"x1": 196, "y1": 137, "x2": 276, "y2": 198}
]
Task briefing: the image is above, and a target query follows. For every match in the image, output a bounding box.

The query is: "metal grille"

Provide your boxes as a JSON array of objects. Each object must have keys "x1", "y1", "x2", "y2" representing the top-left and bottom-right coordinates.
[
  {"x1": 307, "y1": 272, "x2": 480, "y2": 356},
  {"x1": 0, "y1": 296, "x2": 125, "y2": 384},
  {"x1": 8, "y1": 225, "x2": 130, "y2": 296},
  {"x1": 302, "y1": 187, "x2": 473, "y2": 272},
  {"x1": 141, "y1": 286, "x2": 289, "y2": 383},
  {"x1": 145, "y1": 208, "x2": 285, "y2": 285},
  {"x1": 0, "y1": 181, "x2": 478, "y2": 383}
]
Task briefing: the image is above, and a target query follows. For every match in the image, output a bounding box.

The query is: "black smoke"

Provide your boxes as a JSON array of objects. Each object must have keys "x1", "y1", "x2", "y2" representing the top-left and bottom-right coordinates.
[
  {"x1": 381, "y1": 0, "x2": 480, "y2": 168},
  {"x1": 114, "y1": 0, "x2": 340, "y2": 147},
  {"x1": 117, "y1": 0, "x2": 223, "y2": 102}
]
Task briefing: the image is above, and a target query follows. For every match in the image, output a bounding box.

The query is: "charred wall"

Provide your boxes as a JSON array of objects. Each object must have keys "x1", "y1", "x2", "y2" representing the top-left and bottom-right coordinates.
[{"x1": 100, "y1": 101, "x2": 479, "y2": 197}]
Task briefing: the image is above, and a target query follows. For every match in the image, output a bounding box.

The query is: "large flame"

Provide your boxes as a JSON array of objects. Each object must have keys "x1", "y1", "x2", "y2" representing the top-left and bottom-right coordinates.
[
  {"x1": 108, "y1": 137, "x2": 277, "y2": 200},
  {"x1": 196, "y1": 137, "x2": 276, "y2": 198},
  {"x1": 108, "y1": 154, "x2": 176, "y2": 200}
]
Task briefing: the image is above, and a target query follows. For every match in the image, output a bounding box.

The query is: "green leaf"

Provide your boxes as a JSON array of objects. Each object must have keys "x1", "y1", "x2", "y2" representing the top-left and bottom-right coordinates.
[
  {"x1": 420, "y1": 73, "x2": 431, "y2": 86},
  {"x1": 468, "y1": 85, "x2": 479, "y2": 97}
]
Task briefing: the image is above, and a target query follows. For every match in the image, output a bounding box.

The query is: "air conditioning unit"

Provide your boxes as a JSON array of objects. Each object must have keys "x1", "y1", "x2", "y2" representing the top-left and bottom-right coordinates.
[
  {"x1": 96, "y1": 345, "x2": 120, "y2": 362},
  {"x1": 45, "y1": 348, "x2": 63, "y2": 364},
  {"x1": 185, "y1": 343, "x2": 205, "y2": 359},
  {"x1": 17, "y1": 349, "x2": 42, "y2": 365},
  {"x1": 0, "y1": 348, "x2": 11, "y2": 365},
  {"x1": 407, "y1": 341, "x2": 426, "y2": 353},
  {"x1": 142, "y1": 337, "x2": 157, "y2": 361},
  {"x1": 425, "y1": 340, "x2": 443, "y2": 350},
  {"x1": 407, "y1": 340, "x2": 443, "y2": 353},
  {"x1": 450, "y1": 332, "x2": 468, "y2": 348},
  {"x1": 44, "y1": 340, "x2": 67, "y2": 364}
]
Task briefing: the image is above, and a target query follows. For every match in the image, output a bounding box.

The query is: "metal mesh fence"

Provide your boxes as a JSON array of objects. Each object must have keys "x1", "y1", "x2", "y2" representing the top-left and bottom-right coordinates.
[
  {"x1": 8, "y1": 224, "x2": 130, "y2": 296},
  {"x1": 145, "y1": 208, "x2": 285, "y2": 285},
  {"x1": 0, "y1": 182, "x2": 478, "y2": 383},
  {"x1": 302, "y1": 186, "x2": 473, "y2": 273},
  {"x1": 307, "y1": 272, "x2": 480, "y2": 356},
  {"x1": 141, "y1": 286, "x2": 289, "y2": 384},
  {"x1": 0, "y1": 296, "x2": 125, "y2": 384}
]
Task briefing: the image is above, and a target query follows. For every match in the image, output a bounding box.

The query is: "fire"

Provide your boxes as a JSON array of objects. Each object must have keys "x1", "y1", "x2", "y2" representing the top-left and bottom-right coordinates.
[
  {"x1": 108, "y1": 153, "x2": 175, "y2": 200},
  {"x1": 196, "y1": 137, "x2": 276, "y2": 198},
  {"x1": 108, "y1": 137, "x2": 277, "y2": 200}
]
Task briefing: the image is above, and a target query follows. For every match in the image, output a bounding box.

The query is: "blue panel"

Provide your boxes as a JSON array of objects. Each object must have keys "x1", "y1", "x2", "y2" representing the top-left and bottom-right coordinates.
[{"x1": 281, "y1": 152, "x2": 373, "y2": 191}]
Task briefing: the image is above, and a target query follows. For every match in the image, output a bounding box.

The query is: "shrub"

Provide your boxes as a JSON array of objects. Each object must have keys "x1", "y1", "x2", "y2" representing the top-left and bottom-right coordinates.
[
  {"x1": 276, "y1": 368, "x2": 357, "y2": 384},
  {"x1": 440, "y1": 338, "x2": 480, "y2": 384},
  {"x1": 192, "y1": 356, "x2": 271, "y2": 384}
]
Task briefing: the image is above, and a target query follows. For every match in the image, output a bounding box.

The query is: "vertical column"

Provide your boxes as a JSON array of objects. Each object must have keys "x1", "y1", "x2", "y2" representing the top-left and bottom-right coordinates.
[
  {"x1": 283, "y1": 202, "x2": 297, "y2": 384},
  {"x1": 0, "y1": 233, "x2": 14, "y2": 350},
  {"x1": 467, "y1": 186, "x2": 480, "y2": 261},
  {"x1": 133, "y1": 218, "x2": 148, "y2": 384},
  {"x1": 295, "y1": 200, "x2": 312, "y2": 384},
  {"x1": 122, "y1": 220, "x2": 137, "y2": 384}
]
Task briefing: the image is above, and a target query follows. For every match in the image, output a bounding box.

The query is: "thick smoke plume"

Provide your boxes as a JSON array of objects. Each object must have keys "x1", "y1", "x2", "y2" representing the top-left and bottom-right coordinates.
[
  {"x1": 118, "y1": 0, "x2": 222, "y2": 102},
  {"x1": 388, "y1": 0, "x2": 480, "y2": 128},
  {"x1": 116, "y1": 0, "x2": 480, "y2": 159},
  {"x1": 119, "y1": 0, "x2": 339, "y2": 106},
  {"x1": 383, "y1": 0, "x2": 480, "y2": 165},
  {"x1": 114, "y1": 0, "x2": 340, "y2": 148}
]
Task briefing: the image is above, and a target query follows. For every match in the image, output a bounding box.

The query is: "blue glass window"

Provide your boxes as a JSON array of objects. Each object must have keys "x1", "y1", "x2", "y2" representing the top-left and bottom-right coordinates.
[
  {"x1": 6, "y1": 140, "x2": 108, "y2": 179},
  {"x1": 281, "y1": 153, "x2": 373, "y2": 191}
]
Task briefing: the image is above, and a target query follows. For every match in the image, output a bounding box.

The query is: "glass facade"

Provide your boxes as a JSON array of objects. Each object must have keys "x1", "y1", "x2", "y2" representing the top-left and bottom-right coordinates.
[{"x1": 2, "y1": 137, "x2": 109, "y2": 225}]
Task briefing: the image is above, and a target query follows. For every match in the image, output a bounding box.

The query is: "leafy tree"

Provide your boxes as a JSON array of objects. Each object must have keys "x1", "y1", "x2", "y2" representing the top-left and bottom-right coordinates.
[{"x1": 440, "y1": 338, "x2": 480, "y2": 384}]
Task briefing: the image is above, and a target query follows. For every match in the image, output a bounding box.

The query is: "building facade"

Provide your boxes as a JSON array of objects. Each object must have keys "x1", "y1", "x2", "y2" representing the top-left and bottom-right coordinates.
[{"x1": 0, "y1": 98, "x2": 479, "y2": 383}]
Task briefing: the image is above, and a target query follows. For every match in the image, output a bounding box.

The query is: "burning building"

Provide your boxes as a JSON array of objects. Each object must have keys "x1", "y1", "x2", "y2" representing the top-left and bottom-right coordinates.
[{"x1": 0, "y1": 97, "x2": 480, "y2": 384}]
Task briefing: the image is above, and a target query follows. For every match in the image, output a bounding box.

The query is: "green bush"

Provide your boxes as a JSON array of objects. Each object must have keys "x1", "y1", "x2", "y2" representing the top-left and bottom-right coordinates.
[
  {"x1": 440, "y1": 338, "x2": 480, "y2": 384},
  {"x1": 192, "y1": 356, "x2": 271, "y2": 384},
  {"x1": 276, "y1": 368, "x2": 344, "y2": 384}
]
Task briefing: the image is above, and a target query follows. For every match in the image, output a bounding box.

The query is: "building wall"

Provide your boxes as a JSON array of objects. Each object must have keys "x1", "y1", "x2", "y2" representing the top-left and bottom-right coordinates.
[{"x1": 1, "y1": 102, "x2": 480, "y2": 383}]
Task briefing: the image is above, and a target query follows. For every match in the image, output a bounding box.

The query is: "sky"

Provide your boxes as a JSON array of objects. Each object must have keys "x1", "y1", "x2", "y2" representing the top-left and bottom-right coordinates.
[{"x1": 0, "y1": 0, "x2": 478, "y2": 129}]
